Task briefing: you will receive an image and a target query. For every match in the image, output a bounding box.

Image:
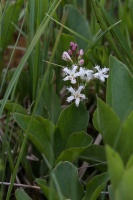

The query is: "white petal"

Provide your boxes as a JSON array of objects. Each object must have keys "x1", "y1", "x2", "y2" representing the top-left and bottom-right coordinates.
[
  {"x1": 78, "y1": 67, "x2": 86, "y2": 77},
  {"x1": 104, "y1": 75, "x2": 109, "y2": 78},
  {"x1": 80, "y1": 94, "x2": 86, "y2": 99},
  {"x1": 86, "y1": 69, "x2": 94, "y2": 75},
  {"x1": 67, "y1": 87, "x2": 75, "y2": 94},
  {"x1": 75, "y1": 72, "x2": 81, "y2": 78},
  {"x1": 93, "y1": 73, "x2": 100, "y2": 78},
  {"x1": 100, "y1": 76, "x2": 105, "y2": 82},
  {"x1": 94, "y1": 65, "x2": 100, "y2": 71},
  {"x1": 86, "y1": 74, "x2": 94, "y2": 81},
  {"x1": 75, "y1": 98, "x2": 80, "y2": 107},
  {"x1": 67, "y1": 96, "x2": 74, "y2": 102},
  {"x1": 78, "y1": 85, "x2": 84, "y2": 92},
  {"x1": 72, "y1": 65, "x2": 78, "y2": 72},
  {"x1": 76, "y1": 71, "x2": 83, "y2": 77},
  {"x1": 63, "y1": 67, "x2": 71, "y2": 74},
  {"x1": 102, "y1": 67, "x2": 109, "y2": 73},
  {"x1": 71, "y1": 79, "x2": 76, "y2": 84},
  {"x1": 63, "y1": 76, "x2": 69, "y2": 81}
]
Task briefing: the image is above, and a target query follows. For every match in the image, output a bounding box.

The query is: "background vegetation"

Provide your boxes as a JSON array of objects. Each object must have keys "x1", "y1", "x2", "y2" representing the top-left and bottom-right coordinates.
[{"x1": 0, "y1": 0, "x2": 133, "y2": 199}]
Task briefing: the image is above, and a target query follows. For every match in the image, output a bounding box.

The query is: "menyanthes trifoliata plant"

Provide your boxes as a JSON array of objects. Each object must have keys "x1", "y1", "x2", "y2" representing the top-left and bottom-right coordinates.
[{"x1": 62, "y1": 42, "x2": 109, "y2": 107}]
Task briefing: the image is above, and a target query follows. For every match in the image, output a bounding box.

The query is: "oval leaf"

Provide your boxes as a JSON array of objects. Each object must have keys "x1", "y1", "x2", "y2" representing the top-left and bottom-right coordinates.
[
  {"x1": 93, "y1": 98, "x2": 121, "y2": 147},
  {"x1": 56, "y1": 132, "x2": 93, "y2": 164},
  {"x1": 106, "y1": 145, "x2": 124, "y2": 192},
  {"x1": 57, "y1": 103, "x2": 89, "y2": 147},
  {"x1": 83, "y1": 172, "x2": 109, "y2": 200},
  {"x1": 13, "y1": 113, "x2": 55, "y2": 162},
  {"x1": 36, "y1": 178, "x2": 66, "y2": 200},
  {"x1": 52, "y1": 161, "x2": 84, "y2": 200},
  {"x1": 15, "y1": 189, "x2": 32, "y2": 200},
  {"x1": 63, "y1": 5, "x2": 91, "y2": 49},
  {"x1": 80, "y1": 144, "x2": 106, "y2": 163},
  {"x1": 107, "y1": 56, "x2": 133, "y2": 120}
]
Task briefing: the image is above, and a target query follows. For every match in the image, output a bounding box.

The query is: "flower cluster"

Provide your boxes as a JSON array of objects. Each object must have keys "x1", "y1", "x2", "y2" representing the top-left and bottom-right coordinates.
[{"x1": 62, "y1": 42, "x2": 109, "y2": 107}]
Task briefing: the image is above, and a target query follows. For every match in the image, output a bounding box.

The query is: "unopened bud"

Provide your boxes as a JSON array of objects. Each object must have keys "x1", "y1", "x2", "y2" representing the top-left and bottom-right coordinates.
[
  {"x1": 68, "y1": 49, "x2": 72, "y2": 55},
  {"x1": 78, "y1": 59, "x2": 84, "y2": 66},
  {"x1": 70, "y1": 42, "x2": 74, "y2": 47},
  {"x1": 79, "y1": 49, "x2": 84, "y2": 56},
  {"x1": 62, "y1": 51, "x2": 73, "y2": 62}
]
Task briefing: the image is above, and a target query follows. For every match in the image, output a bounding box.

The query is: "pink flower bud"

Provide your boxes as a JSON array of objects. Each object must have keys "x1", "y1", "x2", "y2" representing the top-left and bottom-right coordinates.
[
  {"x1": 62, "y1": 51, "x2": 73, "y2": 62},
  {"x1": 79, "y1": 49, "x2": 84, "y2": 56},
  {"x1": 68, "y1": 49, "x2": 72, "y2": 55},
  {"x1": 72, "y1": 46, "x2": 76, "y2": 51},
  {"x1": 70, "y1": 42, "x2": 74, "y2": 47},
  {"x1": 78, "y1": 59, "x2": 84, "y2": 66},
  {"x1": 74, "y1": 44, "x2": 78, "y2": 49}
]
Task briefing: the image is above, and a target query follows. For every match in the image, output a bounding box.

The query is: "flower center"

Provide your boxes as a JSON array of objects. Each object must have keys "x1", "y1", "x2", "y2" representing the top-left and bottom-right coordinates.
[{"x1": 75, "y1": 92, "x2": 80, "y2": 98}]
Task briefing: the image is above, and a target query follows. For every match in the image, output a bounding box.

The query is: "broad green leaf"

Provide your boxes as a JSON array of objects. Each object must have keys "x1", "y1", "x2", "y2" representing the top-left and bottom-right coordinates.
[
  {"x1": 4, "y1": 102, "x2": 27, "y2": 115},
  {"x1": 57, "y1": 103, "x2": 89, "y2": 147},
  {"x1": 15, "y1": 189, "x2": 32, "y2": 200},
  {"x1": 54, "y1": 128, "x2": 64, "y2": 158},
  {"x1": 66, "y1": 131, "x2": 92, "y2": 148},
  {"x1": 83, "y1": 172, "x2": 109, "y2": 200},
  {"x1": 55, "y1": 132, "x2": 93, "y2": 164},
  {"x1": 36, "y1": 80, "x2": 62, "y2": 124},
  {"x1": 126, "y1": 155, "x2": 133, "y2": 170},
  {"x1": 55, "y1": 148, "x2": 85, "y2": 164},
  {"x1": 80, "y1": 144, "x2": 106, "y2": 163},
  {"x1": 92, "y1": 109, "x2": 100, "y2": 133},
  {"x1": 63, "y1": 5, "x2": 91, "y2": 49},
  {"x1": 106, "y1": 145, "x2": 124, "y2": 192},
  {"x1": 93, "y1": 99, "x2": 133, "y2": 164},
  {"x1": 93, "y1": 98, "x2": 121, "y2": 147},
  {"x1": 34, "y1": 116, "x2": 55, "y2": 141},
  {"x1": 1, "y1": 0, "x2": 23, "y2": 51},
  {"x1": 34, "y1": 96, "x2": 49, "y2": 119},
  {"x1": 52, "y1": 161, "x2": 84, "y2": 200},
  {"x1": 36, "y1": 178, "x2": 66, "y2": 200},
  {"x1": 116, "y1": 111, "x2": 133, "y2": 163},
  {"x1": 115, "y1": 167, "x2": 133, "y2": 200},
  {"x1": 13, "y1": 113, "x2": 55, "y2": 162},
  {"x1": 107, "y1": 56, "x2": 133, "y2": 120}
]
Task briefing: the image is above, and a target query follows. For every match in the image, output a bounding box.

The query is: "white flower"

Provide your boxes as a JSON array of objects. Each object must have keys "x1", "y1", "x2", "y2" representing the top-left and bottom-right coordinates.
[
  {"x1": 76, "y1": 67, "x2": 86, "y2": 80},
  {"x1": 85, "y1": 69, "x2": 94, "y2": 82},
  {"x1": 63, "y1": 65, "x2": 79, "y2": 84},
  {"x1": 62, "y1": 51, "x2": 73, "y2": 62},
  {"x1": 77, "y1": 67, "x2": 94, "y2": 82},
  {"x1": 94, "y1": 65, "x2": 109, "y2": 82},
  {"x1": 67, "y1": 86, "x2": 86, "y2": 107}
]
